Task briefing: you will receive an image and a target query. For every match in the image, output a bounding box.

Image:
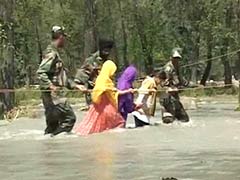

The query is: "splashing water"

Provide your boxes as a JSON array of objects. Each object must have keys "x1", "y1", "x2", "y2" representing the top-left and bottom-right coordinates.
[{"x1": 0, "y1": 97, "x2": 240, "y2": 180}]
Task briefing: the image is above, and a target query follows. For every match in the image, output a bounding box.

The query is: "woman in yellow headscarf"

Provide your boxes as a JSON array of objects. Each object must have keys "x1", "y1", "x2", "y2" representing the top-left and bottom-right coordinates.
[
  {"x1": 92, "y1": 60, "x2": 118, "y2": 107},
  {"x1": 74, "y1": 60, "x2": 134, "y2": 135}
]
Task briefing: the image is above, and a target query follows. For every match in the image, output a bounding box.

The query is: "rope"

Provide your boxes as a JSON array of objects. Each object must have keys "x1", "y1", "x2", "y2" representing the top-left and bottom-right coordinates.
[
  {"x1": 181, "y1": 49, "x2": 240, "y2": 68},
  {"x1": 0, "y1": 84, "x2": 236, "y2": 93}
]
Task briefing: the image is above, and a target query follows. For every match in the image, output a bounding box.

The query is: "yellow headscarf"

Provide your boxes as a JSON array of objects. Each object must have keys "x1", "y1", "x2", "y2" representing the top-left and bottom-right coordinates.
[{"x1": 92, "y1": 60, "x2": 118, "y2": 107}]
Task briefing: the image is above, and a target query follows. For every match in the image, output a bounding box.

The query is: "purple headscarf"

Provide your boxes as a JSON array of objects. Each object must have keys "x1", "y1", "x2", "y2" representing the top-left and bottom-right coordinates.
[
  {"x1": 117, "y1": 65, "x2": 137, "y2": 121},
  {"x1": 117, "y1": 65, "x2": 137, "y2": 90}
]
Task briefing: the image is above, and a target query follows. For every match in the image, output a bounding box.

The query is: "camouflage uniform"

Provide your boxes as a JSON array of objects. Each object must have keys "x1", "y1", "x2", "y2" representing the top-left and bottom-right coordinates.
[
  {"x1": 161, "y1": 93, "x2": 189, "y2": 123},
  {"x1": 37, "y1": 43, "x2": 76, "y2": 135},
  {"x1": 74, "y1": 51, "x2": 103, "y2": 106},
  {"x1": 161, "y1": 61, "x2": 189, "y2": 123},
  {"x1": 164, "y1": 61, "x2": 186, "y2": 87}
]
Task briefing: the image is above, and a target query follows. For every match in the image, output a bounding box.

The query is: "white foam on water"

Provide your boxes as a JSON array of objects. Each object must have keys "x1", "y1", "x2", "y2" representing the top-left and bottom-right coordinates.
[
  {"x1": 0, "y1": 129, "x2": 80, "y2": 141},
  {"x1": 0, "y1": 120, "x2": 10, "y2": 127},
  {"x1": 154, "y1": 119, "x2": 195, "y2": 128},
  {"x1": 233, "y1": 136, "x2": 239, "y2": 140},
  {"x1": 0, "y1": 131, "x2": 12, "y2": 140},
  {"x1": 51, "y1": 132, "x2": 79, "y2": 139},
  {"x1": 175, "y1": 120, "x2": 195, "y2": 127},
  {"x1": 107, "y1": 127, "x2": 127, "y2": 134},
  {"x1": 34, "y1": 134, "x2": 53, "y2": 140},
  {"x1": 9, "y1": 129, "x2": 44, "y2": 140}
]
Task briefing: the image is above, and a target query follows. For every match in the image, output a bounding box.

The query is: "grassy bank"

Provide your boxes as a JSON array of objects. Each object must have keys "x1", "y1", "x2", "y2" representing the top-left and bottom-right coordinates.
[
  {"x1": 1, "y1": 88, "x2": 86, "y2": 120},
  {"x1": 2, "y1": 86, "x2": 239, "y2": 120},
  {"x1": 15, "y1": 88, "x2": 85, "y2": 107},
  {"x1": 181, "y1": 86, "x2": 239, "y2": 97},
  {"x1": 15, "y1": 86, "x2": 239, "y2": 106}
]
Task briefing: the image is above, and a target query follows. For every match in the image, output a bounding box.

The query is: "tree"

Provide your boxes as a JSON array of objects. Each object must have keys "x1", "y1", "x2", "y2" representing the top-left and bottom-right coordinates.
[
  {"x1": 132, "y1": 0, "x2": 154, "y2": 74},
  {"x1": 220, "y1": 2, "x2": 233, "y2": 85},
  {"x1": 0, "y1": 0, "x2": 15, "y2": 111},
  {"x1": 84, "y1": 0, "x2": 99, "y2": 58}
]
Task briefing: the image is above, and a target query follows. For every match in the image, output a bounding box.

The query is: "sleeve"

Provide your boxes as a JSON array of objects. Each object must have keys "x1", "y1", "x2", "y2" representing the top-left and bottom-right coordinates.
[
  {"x1": 135, "y1": 79, "x2": 149, "y2": 104},
  {"x1": 164, "y1": 65, "x2": 181, "y2": 86},
  {"x1": 74, "y1": 54, "x2": 95, "y2": 85},
  {"x1": 172, "y1": 75, "x2": 180, "y2": 86},
  {"x1": 75, "y1": 52, "x2": 102, "y2": 86},
  {"x1": 61, "y1": 68, "x2": 77, "y2": 89},
  {"x1": 86, "y1": 51, "x2": 102, "y2": 70},
  {"x1": 37, "y1": 51, "x2": 56, "y2": 89},
  {"x1": 164, "y1": 65, "x2": 174, "y2": 81},
  {"x1": 140, "y1": 79, "x2": 153, "y2": 91},
  {"x1": 136, "y1": 94, "x2": 145, "y2": 104}
]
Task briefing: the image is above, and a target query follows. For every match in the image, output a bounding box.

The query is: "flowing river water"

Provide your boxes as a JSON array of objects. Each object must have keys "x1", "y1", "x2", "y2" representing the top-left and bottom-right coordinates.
[{"x1": 0, "y1": 96, "x2": 240, "y2": 180}]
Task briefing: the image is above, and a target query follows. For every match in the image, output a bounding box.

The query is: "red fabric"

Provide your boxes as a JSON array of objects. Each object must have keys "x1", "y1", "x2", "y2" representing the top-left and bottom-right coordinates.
[{"x1": 74, "y1": 93, "x2": 125, "y2": 136}]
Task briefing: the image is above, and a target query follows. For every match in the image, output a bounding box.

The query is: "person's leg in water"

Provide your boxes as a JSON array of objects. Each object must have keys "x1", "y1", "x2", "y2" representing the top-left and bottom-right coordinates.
[
  {"x1": 52, "y1": 102, "x2": 76, "y2": 136},
  {"x1": 162, "y1": 94, "x2": 176, "y2": 124},
  {"x1": 85, "y1": 91, "x2": 92, "y2": 107},
  {"x1": 44, "y1": 105, "x2": 59, "y2": 134},
  {"x1": 166, "y1": 91, "x2": 189, "y2": 123},
  {"x1": 82, "y1": 82, "x2": 94, "y2": 110},
  {"x1": 162, "y1": 112, "x2": 175, "y2": 124},
  {"x1": 174, "y1": 101, "x2": 189, "y2": 122},
  {"x1": 169, "y1": 91, "x2": 189, "y2": 122},
  {"x1": 42, "y1": 93, "x2": 59, "y2": 135}
]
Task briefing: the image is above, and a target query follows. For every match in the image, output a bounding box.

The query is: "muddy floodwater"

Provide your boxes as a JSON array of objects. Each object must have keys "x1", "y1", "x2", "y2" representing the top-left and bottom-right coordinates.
[{"x1": 0, "y1": 96, "x2": 240, "y2": 180}]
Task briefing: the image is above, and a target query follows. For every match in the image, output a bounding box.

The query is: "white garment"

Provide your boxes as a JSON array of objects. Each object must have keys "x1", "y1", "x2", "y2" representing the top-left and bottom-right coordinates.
[{"x1": 133, "y1": 77, "x2": 157, "y2": 123}]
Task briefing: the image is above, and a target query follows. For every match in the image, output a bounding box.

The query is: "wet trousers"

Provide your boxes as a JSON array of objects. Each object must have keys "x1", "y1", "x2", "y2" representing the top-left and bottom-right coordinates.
[
  {"x1": 161, "y1": 93, "x2": 189, "y2": 124},
  {"x1": 41, "y1": 93, "x2": 76, "y2": 135}
]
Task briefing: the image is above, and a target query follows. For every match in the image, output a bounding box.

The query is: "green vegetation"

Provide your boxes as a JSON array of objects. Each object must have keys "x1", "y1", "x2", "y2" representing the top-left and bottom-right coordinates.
[
  {"x1": 182, "y1": 87, "x2": 239, "y2": 97},
  {"x1": 15, "y1": 88, "x2": 85, "y2": 106}
]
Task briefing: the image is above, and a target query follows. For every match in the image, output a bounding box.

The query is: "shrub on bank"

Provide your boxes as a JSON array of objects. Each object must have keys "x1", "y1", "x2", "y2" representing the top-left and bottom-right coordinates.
[{"x1": 181, "y1": 86, "x2": 239, "y2": 97}]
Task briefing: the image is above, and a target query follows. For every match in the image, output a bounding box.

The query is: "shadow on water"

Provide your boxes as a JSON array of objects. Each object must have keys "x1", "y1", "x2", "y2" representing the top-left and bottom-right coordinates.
[{"x1": 0, "y1": 99, "x2": 240, "y2": 180}]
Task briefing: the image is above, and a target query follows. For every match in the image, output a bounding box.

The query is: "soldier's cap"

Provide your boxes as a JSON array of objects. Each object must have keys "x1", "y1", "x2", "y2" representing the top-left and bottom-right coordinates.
[
  {"x1": 172, "y1": 51, "x2": 182, "y2": 59},
  {"x1": 167, "y1": 87, "x2": 179, "y2": 92},
  {"x1": 51, "y1": 26, "x2": 68, "y2": 37}
]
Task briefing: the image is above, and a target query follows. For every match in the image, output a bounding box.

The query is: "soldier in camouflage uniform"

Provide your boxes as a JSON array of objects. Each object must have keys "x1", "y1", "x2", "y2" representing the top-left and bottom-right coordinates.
[
  {"x1": 74, "y1": 40, "x2": 114, "y2": 108},
  {"x1": 161, "y1": 50, "x2": 189, "y2": 124},
  {"x1": 37, "y1": 26, "x2": 85, "y2": 136}
]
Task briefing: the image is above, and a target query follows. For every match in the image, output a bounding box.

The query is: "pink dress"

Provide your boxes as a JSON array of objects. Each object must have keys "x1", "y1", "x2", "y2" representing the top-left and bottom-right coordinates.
[{"x1": 74, "y1": 93, "x2": 125, "y2": 135}]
